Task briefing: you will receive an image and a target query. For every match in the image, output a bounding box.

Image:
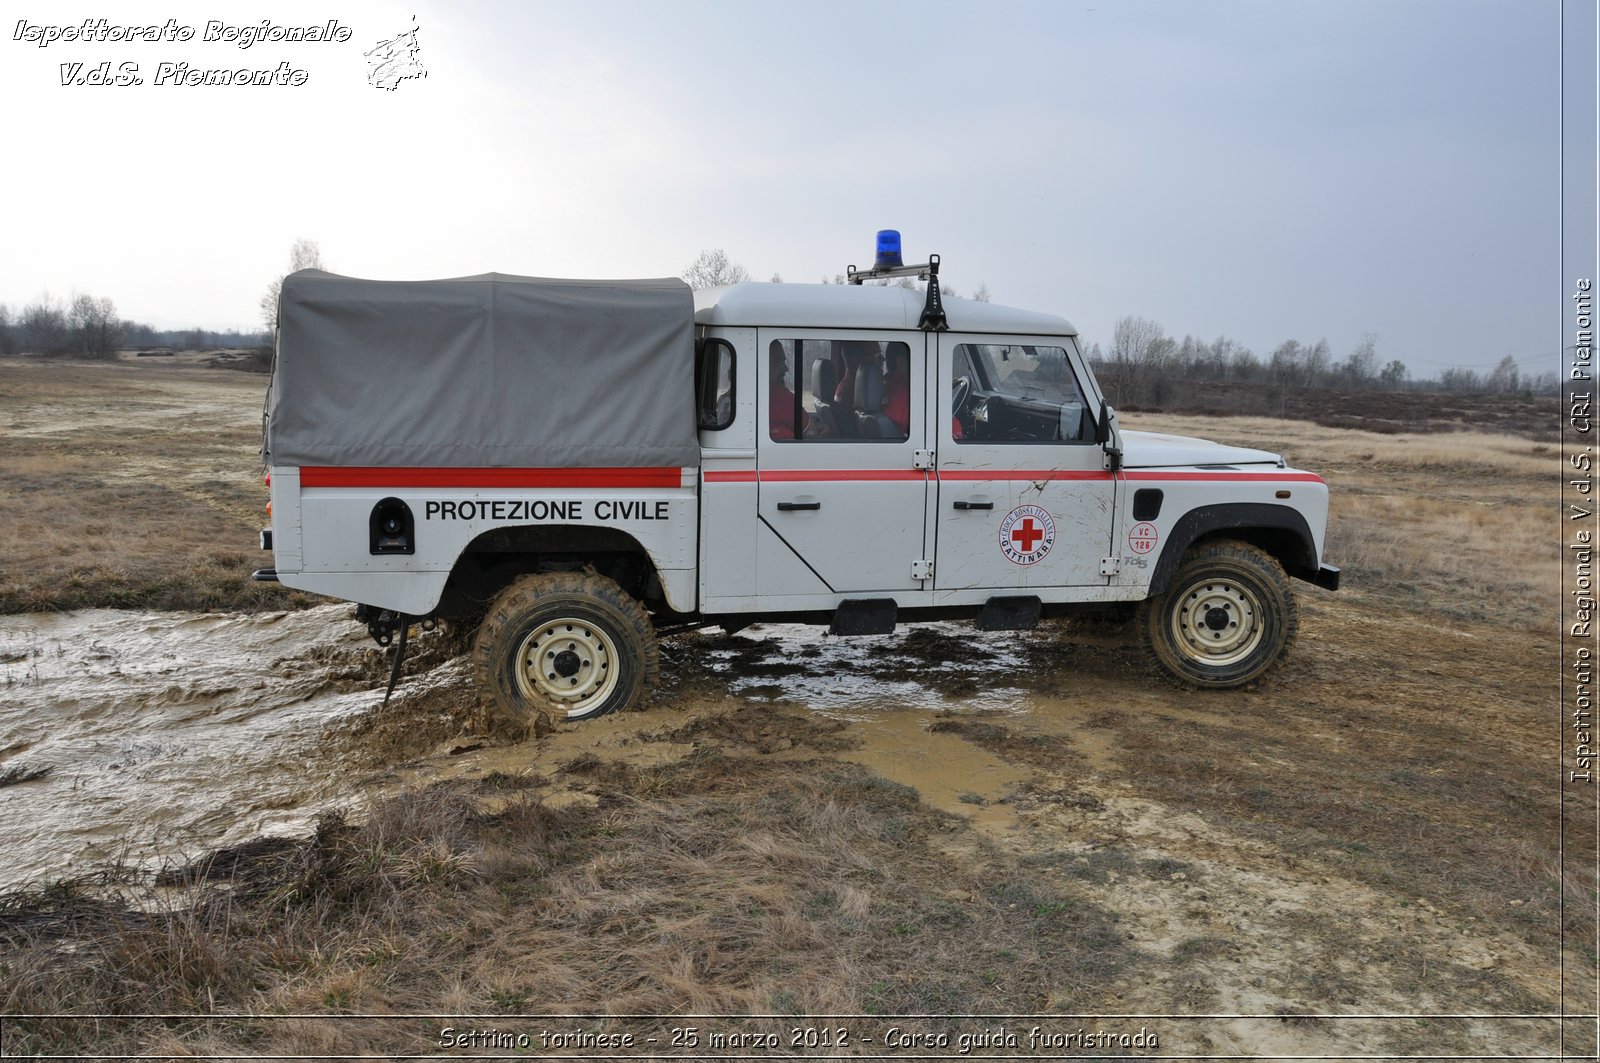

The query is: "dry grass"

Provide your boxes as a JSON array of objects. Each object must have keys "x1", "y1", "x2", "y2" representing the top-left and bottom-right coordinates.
[
  {"x1": 1, "y1": 756, "x2": 1133, "y2": 1056},
  {"x1": 0, "y1": 358, "x2": 309, "y2": 613},
  {"x1": 1132, "y1": 413, "x2": 1559, "y2": 477},
  {"x1": 1126, "y1": 412, "x2": 1563, "y2": 628}
]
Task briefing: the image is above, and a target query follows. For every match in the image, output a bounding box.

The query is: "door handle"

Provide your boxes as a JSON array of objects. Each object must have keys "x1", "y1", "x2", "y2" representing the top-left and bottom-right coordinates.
[
  {"x1": 954, "y1": 500, "x2": 994, "y2": 511},
  {"x1": 777, "y1": 501, "x2": 822, "y2": 511}
]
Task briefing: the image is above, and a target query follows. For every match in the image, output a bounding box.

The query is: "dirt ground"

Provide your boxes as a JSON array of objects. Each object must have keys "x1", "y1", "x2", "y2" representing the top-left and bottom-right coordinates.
[{"x1": 0, "y1": 357, "x2": 1591, "y2": 1059}]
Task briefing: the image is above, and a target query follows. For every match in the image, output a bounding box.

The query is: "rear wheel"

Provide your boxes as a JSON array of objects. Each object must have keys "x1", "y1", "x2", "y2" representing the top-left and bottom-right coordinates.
[
  {"x1": 1139, "y1": 539, "x2": 1297, "y2": 688},
  {"x1": 474, "y1": 572, "x2": 658, "y2": 722}
]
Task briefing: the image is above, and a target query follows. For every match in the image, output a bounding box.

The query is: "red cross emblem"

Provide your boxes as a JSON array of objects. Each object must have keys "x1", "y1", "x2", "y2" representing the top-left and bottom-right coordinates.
[
  {"x1": 999, "y1": 505, "x2": 1055, "y2": 566},
  {"x1": 1011, "y1": 518, "x2": 1045, "y2": 552}
]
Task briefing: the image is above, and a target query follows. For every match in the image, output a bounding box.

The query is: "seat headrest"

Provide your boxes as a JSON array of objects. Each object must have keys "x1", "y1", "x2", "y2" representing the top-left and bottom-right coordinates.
[
  {"x1": 855, "y1": 361, "x2": 885, "y2": 412},
  {"x1": 810, "y1": 359, "x2": 835, "y2": 402}
]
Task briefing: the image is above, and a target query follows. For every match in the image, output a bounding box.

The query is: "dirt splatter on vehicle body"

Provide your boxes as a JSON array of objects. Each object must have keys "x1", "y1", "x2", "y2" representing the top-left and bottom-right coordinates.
[{"x1": 257, "y1": 235, "x2": 1339, "y2": 724}]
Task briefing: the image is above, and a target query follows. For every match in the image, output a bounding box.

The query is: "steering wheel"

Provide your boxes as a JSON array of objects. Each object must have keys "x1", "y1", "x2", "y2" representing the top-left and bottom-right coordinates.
[{"x1": 952, "y1": 375, "x2": 972, "y2": 416}]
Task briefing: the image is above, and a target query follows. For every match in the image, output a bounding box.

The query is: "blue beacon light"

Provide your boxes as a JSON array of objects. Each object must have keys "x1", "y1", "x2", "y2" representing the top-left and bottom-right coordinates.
[{"x1": 874, "y1": 229, "x2": 903, "y2": 270}]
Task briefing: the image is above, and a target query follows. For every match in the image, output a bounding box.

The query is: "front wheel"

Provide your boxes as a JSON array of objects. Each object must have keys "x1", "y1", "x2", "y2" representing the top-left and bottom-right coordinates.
[
  {"x1": 1138, "y1": 539, "x2": 1298, "y2": 688},
  {"x1": 474, "y1": 572, "x2": 658, "y2": 722}
]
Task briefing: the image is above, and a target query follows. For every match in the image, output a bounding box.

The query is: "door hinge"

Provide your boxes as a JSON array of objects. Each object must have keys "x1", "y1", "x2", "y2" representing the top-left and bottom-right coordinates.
[
  {"x1": 1100, "y1": 556, "x2": 1122, "y2": 576},
  {"x1": 913, "y1": 449, "x2": 936, "y2": 470},
  {"x1": 912, "y1": 559, "x2": 934, "y2": 581}
]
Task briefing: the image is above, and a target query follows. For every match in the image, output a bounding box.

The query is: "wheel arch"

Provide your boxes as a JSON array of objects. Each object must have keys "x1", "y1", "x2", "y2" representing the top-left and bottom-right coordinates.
[
  {"x1": 1148, "y1": 504, "x2": 1318, "y2": 596},
  {"x1": 436, "y1": 523, "x2": 664, "y2": 620}
]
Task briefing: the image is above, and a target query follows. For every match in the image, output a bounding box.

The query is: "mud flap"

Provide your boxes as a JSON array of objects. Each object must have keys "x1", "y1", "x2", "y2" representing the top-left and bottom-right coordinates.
[
  {"x1": 829, "y1": 599, "x2": 897, "y2": 636},
  {"x1": 976, "y1": 595, "x2": 1042, "y2": 631},
  {"x1": 382, "y1": 616, "x2": 408, "y2": 707}
]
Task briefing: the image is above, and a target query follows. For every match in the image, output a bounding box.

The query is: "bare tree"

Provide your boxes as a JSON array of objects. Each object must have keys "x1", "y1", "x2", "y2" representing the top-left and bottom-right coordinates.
[
  {"x1": 972, "y1": 283, "x2": 991, "y2": 303},
  {"x1": 1303, "y1": 339, "x2": 1331, "y2": 387},
  {"x1": 1379, "y1": 359, "x2": 1408, "y2": 389},
  {"x1": 68, "y1": 293, "x2": 122, "y2": 359},
  {"x1": 682, "y1": 249, "x2": 750, "y2": 290},
  {"x1": 1269, "y1": 340, "x2": 1303, "y2": 387},
  {"x1": 1229, "y1": 346, "x2": 1261, "y2": 381},
  {"x1": 0, "y1": 304, "x2": 13, "y2": 356},
  {"x1": 260, "y1": 238, "x2": 326, "y2": 332},
  {"x1": 20, "y1": 295, "x2": 69, "y2": 355},
  {"x1": 123, "y1": 320, "x2": 156, "y2": 348},
  {"x1": 1486, "y1": 355, "x2": 1520, "y2": 393},
  {"x1": 1192, "y1": 336, "x2": 1230, "y2": 380},
  {"x1": 1109, "y1": 315, "x2": 1168, "y2": 405},
  {"x1": 1340, "y1": 333, "x2": 1379, "y2": 388}
]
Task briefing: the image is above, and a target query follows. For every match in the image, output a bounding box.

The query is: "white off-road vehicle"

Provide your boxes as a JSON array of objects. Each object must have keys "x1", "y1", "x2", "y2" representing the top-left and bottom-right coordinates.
[{"x1": 256, "y1": 236, "x2": 1339, "y2": 721}]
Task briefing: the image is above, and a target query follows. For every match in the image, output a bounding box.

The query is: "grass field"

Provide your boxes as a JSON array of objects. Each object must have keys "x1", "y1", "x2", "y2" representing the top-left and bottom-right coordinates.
[
  {"x1": 0, "y1": 356, "x2": 1589, "y2": 1059},
  {"x1": 0, "y1": 357, "x2": 310, "y2": 613}
]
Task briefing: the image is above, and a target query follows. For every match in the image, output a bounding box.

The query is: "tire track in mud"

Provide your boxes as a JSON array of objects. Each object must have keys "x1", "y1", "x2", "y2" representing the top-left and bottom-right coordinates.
[{"x1": 0, "y1": 595, "x2": 1573, "y2": 1058}]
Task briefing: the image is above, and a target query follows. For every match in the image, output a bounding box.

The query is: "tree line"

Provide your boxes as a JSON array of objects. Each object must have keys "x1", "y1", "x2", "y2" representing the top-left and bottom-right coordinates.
[
  {"x1": 0, "y1": 246, "x2": 1549, "y2": 399},
  {"x1": 1087, "y1": 315, "x2": 1551, "y2": 404},
  {"x1": 684, "y1": 250, "x2": 1550, "y2": 399},
  {"x1": 0, "y1": 292, "x2": 267, "y2": 359}
]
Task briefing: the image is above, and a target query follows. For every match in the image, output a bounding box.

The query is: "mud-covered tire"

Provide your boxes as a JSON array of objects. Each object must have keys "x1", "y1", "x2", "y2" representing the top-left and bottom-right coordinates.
[
  {"x1": 1138, "y1": 539, "x2": 1297, "y2": 689},
  {"x1": 474, "y1": 572, "x2": 658, "y2": 723}
]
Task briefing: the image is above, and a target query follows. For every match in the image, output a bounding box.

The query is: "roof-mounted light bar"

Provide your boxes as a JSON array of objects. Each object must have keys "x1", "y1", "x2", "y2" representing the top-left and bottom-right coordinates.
[{"x1": 846, "y1": 229, "x2": 948, "y2": 331}]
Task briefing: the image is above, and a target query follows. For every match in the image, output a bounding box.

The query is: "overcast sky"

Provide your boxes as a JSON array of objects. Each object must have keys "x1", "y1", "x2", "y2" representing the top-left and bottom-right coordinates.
[{"x1": 0, "y1": 0, "x2": 1583, "y2": 378}]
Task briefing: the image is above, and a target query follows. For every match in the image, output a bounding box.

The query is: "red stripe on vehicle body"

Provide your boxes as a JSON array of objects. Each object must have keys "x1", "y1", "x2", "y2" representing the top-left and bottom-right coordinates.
[
  {"x1": 702, "y1": 469, "x2": 926, "y2": 483},
  {"x1": 758, "y1": 469, "x2": 928, "y2": 482},
  {"x1": 701, "y1": 469, "x2": 1323, "y2": 485},
  {"x1": 938, "y1": 469, "x2": 1113, "y2": 481},
  {"x1": 1120, "y1": 471, "x2": 1326, "y2": 484},
  {"x1": 300, "y1": 466, "x2": 685, "y2": 489}
]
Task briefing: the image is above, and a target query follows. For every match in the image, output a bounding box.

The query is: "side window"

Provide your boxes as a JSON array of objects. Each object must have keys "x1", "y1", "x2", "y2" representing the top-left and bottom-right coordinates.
[
  {"x1": 696, "y1": 338, "x2": 735, "y2": 431},
  {"x1": 952, "y1": 343, "x2": 1092, "y2": 444},
  {"x1": 768, "y1": 338, "x2": 911, "y2": 443}
]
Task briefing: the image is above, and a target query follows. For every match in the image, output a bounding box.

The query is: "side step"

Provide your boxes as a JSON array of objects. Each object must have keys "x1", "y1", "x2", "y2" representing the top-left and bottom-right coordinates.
[
  {"x1": 250, "y1": 568, "x2": 279, "y2": 582},
  {"x1": 829, "y1": 598, "x2": 897, "y2": 636},
  {"x1": 976, "y1": 595, "x2": 1041, "y2": 631}
]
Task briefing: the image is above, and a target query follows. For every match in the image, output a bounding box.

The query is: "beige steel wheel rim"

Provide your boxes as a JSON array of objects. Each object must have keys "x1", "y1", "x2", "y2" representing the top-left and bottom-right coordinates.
[
  {"x1": 514, "y1": 618, "x2": 620, "y2": 717},
  {"x1": 1170, "y1": 578, "x2": 1264, "y2": 667}
]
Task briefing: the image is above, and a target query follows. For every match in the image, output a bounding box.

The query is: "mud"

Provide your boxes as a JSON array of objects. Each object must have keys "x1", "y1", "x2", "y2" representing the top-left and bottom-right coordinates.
[
  {"x1": 0, "y1": 593, "x2": 1579, "y2": 1057},
  {"x1": 0, "y1": 605, "x2": 394, "y2": 889}
]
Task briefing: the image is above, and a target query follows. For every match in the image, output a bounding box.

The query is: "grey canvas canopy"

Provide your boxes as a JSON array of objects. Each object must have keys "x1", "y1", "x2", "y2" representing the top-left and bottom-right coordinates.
[{"x1": 264, "y1": 270, "x2": 699, "y2": 469}]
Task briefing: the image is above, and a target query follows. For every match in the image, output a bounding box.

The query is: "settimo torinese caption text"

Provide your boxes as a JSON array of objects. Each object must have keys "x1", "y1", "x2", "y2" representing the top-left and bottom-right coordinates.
[{"x1": 13, "y1": 18, "x2": 353, "y2": 87}]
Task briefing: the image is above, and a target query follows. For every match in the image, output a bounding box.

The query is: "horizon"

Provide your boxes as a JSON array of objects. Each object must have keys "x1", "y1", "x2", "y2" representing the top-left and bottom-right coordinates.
[{"x1": 0, "y1": 0, "x2": 1588, "y2": 381}]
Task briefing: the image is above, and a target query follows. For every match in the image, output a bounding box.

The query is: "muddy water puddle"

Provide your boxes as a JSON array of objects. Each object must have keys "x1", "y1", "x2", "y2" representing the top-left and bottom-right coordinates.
[
  {"x1": 698, "y1": 623, "x2": 1120, "y2": 824},
  {"x1": 0, "y1": 610, "x2": 1131, "y2": 889},
  {"x1": 702, "y1": 621, "x2": 1038, "y2": 718},
  {"x1": 0, "y1": 605, "x2": 381, "y2": 890}
]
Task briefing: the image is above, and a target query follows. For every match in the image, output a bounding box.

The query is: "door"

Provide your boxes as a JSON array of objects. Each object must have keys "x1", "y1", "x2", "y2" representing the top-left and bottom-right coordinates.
[
  {"x1": 756, "y1": 329, "x2": 930, "y2": 595},
  {"x1": 934, "y1": 334, "x2": 1114, "y2": 590}
]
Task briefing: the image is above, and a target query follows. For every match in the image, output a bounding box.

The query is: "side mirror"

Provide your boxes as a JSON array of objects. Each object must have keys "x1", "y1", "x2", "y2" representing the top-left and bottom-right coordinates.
[{"x1": 1097, "y1": 400, "x2": 1123, "y2": 472}]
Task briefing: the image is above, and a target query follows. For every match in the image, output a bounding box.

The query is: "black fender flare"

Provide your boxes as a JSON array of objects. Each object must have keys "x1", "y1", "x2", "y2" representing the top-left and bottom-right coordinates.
[{"x1": 1147, "y1": 503, "x2": 1320, "y2": 596}]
